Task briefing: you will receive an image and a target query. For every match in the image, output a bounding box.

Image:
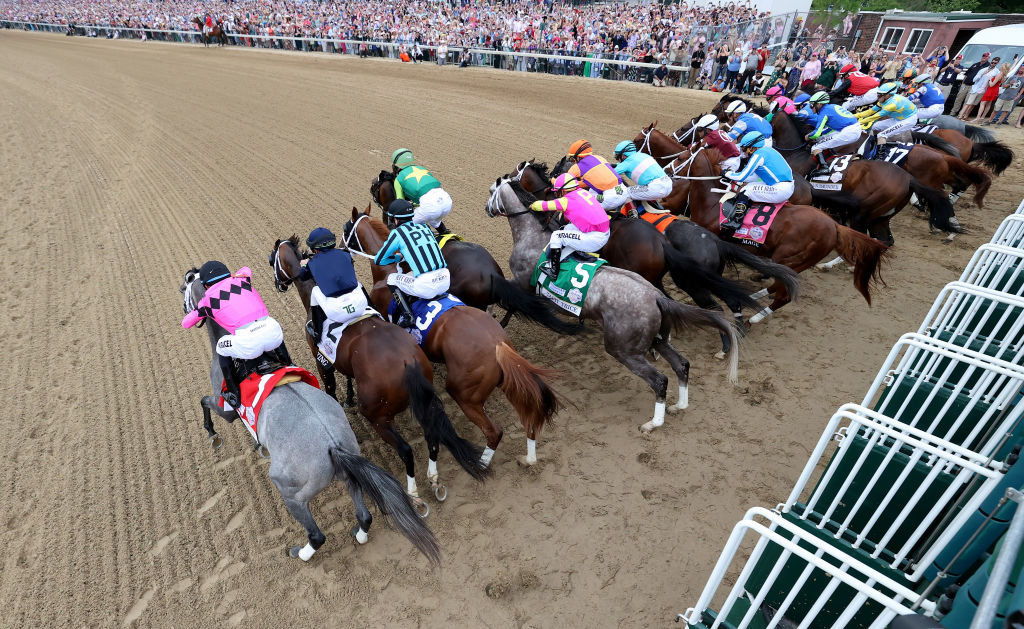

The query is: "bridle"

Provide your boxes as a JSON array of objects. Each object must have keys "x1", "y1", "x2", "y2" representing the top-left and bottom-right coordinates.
[
  {"x1": 181, "y1": 270, "x2": 206, "y2": 328},
  {"x1": 341, "y1": 215, "x2": 382, "y2": 260},
  {"x1": 271, "y1": 240, "x2": 301, "y2": 292},
  {"x1": 485, "y1": 180, "x2": 533, "y2": 219},
  {"x1": 637, "y1": 124, "x2": 687, "y2": 161}
]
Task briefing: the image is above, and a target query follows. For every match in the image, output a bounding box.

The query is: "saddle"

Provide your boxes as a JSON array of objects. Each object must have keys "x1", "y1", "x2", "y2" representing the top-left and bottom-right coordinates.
[{"x1": 237, "y1": 351, "x2": 284, "y2": 380}]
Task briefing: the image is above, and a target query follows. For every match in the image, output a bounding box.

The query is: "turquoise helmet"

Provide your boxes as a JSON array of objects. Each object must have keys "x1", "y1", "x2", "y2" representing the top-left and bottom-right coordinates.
[
  {"x1": 614, "y1": 140, "x2": 637, "y2": 160},
  {"x1": 738, "y1": 132, "x2": 766, "y2": 149}
]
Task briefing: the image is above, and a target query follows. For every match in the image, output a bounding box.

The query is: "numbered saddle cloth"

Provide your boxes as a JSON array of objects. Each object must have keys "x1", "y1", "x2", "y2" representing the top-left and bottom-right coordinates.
[
  {"x1": 874, "y1": 142, "x2": 914, "y2": 168},
  {"x1": 386, "y1": 293, "x2": 464, "y2": 346},
  {"x1": 316, "y1": 307, "x2": 382, "y2": 368},
  {"x1": 718, "y1": 201, "x2": 785, "y2": 247},
  {"x1": 224, "y1": 367, "x2": 321, "y2": 443},
  {"x1": 913, "y1": 123, "x2": 938, "y2": 135},
  {"x1": 529, "y1": 251, "x2": 607, "y2": 316},
  {"x1": 809, "y1": 154, "x2": 857, "y2": 191}
]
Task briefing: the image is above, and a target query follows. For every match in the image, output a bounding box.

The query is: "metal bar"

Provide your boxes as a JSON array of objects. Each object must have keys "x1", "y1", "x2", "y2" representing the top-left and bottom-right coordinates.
[{"x1": 970, "y1": 488, "x2": 1024, "y2": 629}]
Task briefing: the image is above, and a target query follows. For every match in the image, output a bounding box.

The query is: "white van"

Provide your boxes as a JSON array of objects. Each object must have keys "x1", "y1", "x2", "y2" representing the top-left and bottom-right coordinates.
[{"x1": 955, "y1": 23, "x2": 1024, "y2": 74}]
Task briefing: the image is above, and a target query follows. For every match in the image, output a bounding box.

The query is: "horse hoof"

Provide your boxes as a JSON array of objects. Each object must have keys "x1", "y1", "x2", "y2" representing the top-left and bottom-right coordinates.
[
  {"x1": 209, "y1": 434, "x2": 222, "y2": 449},
  {"x1": 714, "y1": 351, "x2": 726, "y2": 361},
  {"x1": 412, "y1": 497, "x2": 430, "y2": 518},
  {"x1": 432, "y1": 483, "x2": 448, "y2": 502},
  {"x1": 639, "y1": 421, "x2": 658, "y2": 434},
  {"x1": 256, "y1": 445, "x2": 270, "y2": 459},
  {"x1": 288, "y1": 546, "x2": 302, "y2": 559},
  {"x1": 517, "y1": 455, "x2": 538, "y2": 467}
]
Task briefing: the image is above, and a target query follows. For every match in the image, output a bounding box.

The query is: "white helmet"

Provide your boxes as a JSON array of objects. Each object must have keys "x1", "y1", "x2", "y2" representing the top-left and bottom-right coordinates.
[
  {"x1": 695, "y1": 114, "x2": 719, "y2": 131},
  {"x1": 725, "y1": 100, "x2": 747, "y2": 115}
]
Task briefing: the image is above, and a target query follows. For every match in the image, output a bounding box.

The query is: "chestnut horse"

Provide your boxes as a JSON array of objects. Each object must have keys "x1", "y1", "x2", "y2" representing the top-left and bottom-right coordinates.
[
  {"x1": 270, "y1": 236, "x2": 487, "y2": 509},
  {"x1": 370, "y1": 172, "x2": 581, "y2": 336},
  {"x1": 343, "y1": 207, "x2": 562, "y2": 467},
  {"x1": 190, "y1": 17, "x2": 228, "y2": 47},
  {"x1": 682, "y1": 148, "x2": 890, "y2": 320}
]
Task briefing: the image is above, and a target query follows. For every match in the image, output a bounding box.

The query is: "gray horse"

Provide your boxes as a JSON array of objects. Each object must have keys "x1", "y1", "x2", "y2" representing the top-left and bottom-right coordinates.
[
  {"x1": 180, "y1": 269, "x2": 440, "y2": 564},
  {"x1": 485, "y1": 180, "x2": 739, "y2": 433}
]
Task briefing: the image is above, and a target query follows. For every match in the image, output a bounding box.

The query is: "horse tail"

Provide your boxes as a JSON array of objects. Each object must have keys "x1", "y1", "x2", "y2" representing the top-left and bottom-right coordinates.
[
  {"x1": 809, "y1": 188, "x2": 862, "y2": 225},
  {"x1": 490, "y1": 277, "x2": 583, "y2": 336},
  {"x1": 945, "y1": 157, "x2": 992, "y2": 208},
  {"x1": 403, "y1": 364, "x2": 489, "y2": 481},
  {"x1": 963, "y1": 123, "x2": 996, "y2": 144},
  {"x1": 328, "y1": 447, "x2": 441, "y2": 565},
  {"x1": 909, "y1": 178, "x2": 960, "y2": 234},
  {"x1": 712, "y1": 238, "x2": 801, "y2": 303},
  {"x1": 661, "y1": 241, "x2": 761, "y2": 311},
  {"x1": 968, "y1": 141, "x2": 1014, "y2": 176},
  {"x1": 832, "y1": 225, "x2": 889, "y2": 305},
  {"x1": 495, "y1": 341, "x2": 561, "y2": 440},
  {"x1": 655, "y1": 297, "x2": 739, "y2": 384},
  {"x1": 911, "y1": 131, "x2": 960, "y2": 157}
]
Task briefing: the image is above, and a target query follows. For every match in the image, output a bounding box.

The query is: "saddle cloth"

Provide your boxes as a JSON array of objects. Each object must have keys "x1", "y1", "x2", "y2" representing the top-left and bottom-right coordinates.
[
  {"x1": 718, "y1": 195, "x2": 784, "y2": 247},
  {"x1": 529, "y1": 250, "x2": 607, "y2": 316},
  {"x1": 809, "y1": 153, "x2": 858, "y2": 191},
  {"x1": 874, "y1": 142, "x2": 915, "y2": 168},
  {"x1": 386, "y1": 293, "x2": 464, "y2": 346},
  {"x1": 223, "y1": 367, "x2": 320, "y2": 443},
  {"x1": 316, "y1": 307, "x2": 382, "y2": 368},
  {"x1": 640, "y1": 211, "x2": 678, "y2": 233},
  {"x1": 913, "y1": 124, "x2": 938, "y2": 135}
]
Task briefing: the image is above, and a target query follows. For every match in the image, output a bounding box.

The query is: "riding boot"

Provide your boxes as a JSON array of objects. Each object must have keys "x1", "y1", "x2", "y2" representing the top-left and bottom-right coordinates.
[
  {"x1": 434, "y1": 221, "x2": 451, "y2": 236},
  {"x1": 723, "y1": 195, "x2": 750, "y2": 230},
  {"x1": 543, "y1": 246, "x2": 562, "y2": 280},
  {"x1": 306, "y1": 305, "x2": 326, "y2": 344},
  {"x1": 275, "y1": 341, "x2": 293, "y2": 367},
  {"x1": 219, "y1": 354, "x2": 242, "y2": 413},
  {"x1": 389, "y1": 287, "x2": 415, "y2": 328}
]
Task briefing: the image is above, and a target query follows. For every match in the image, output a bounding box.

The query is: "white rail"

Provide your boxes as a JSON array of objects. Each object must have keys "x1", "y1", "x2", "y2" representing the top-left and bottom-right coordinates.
[
  {"x1": 959, "y1": 244, "x2": 1024, "y2": 298},
  {"x1": 991, "y1": 215, "x2": 1024, "y2": 249},
  {"x1": 918, "y1": 281, "x2": 1024, "y2": 366}
]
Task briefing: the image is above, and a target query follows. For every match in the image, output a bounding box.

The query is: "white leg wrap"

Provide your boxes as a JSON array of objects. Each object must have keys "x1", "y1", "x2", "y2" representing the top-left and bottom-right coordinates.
[
  {"x1": 480, "y1": 447, "x2": 495, "y2": 467},
  {"x1": 406, "y1": 475, "x2": 418, "y2": 497},
  {"x1": 354, "y1": 528, "x2": 369, "y2": 544},
  {"x1": 427, "y1": 458, "x2": 438, "y2": 481},
  {"x1": 910, "y1": 193, "x2": 920, "y2": 206},
  {"x1": 749, "y1": 307, "x2": 774, "y2": 324},
  {"x1": 670, "y1": 384, "x2": 689, "y2": 411},
  {"x1": 750, "y1": 288, "x2": 769, "y2": 300},
  {"x1": 526, "y1": 438, "x2": 537, "y2": 465},
  {"x1": 641, "y1": 401, "x2": 667, "y2": 432},
  {"x1": 820, "y1": 256, "x2": 845, "y2": 270},
  {"x1": 298, "y1": 543, "x2": 316, "y2": 561}
]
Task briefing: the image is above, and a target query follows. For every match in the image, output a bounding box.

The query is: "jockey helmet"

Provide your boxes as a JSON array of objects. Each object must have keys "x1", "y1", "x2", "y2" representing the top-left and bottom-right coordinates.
[
  {"x1": 306, "y1": 227, "x2": 336, "y2": 251},
  {"x1": 695, "y1": 114, "x2": 719, "y2": 131},
  {"x1": 809, "y1": 91, "x2": 830, "y2": 106},
  {"x1": 613, "y1": 140, "x2": 637, "y2": 160},
  {"x1": 840, "y1": 63, "x2": 857, "y2": 75},
  {"x1": 568, "y1": 139, "x2": 593, "y2": 159},
  {"x1": 877, "y1": 82, "x2": 898, "y2": 96},
  {"x1": 738, "y1": 131, "x2": 766, "y2": 149},
  {"x1": 551, "y1": 173, "x2": 580, "y2": 195},
  {"x1": 913, "y1": 74, "x2": 932, "y2": 84},
  {"x1": 199, "y1": 260, "x2": 231, "y2": 287},
  {"x1": 725, "y1": 100, "x2": 747, "y2": 115},
  {"x1": 391, "y1": 148, "x2": 416, "y2": 168},
  {"x1": 901, "y1": 69, "x2": 916, "y2": 82},
  {"x1": 386, "y1": 199, "x2": 416, "y2": 224},
  {"x1": 794, "y1": 93, "x2": 811, "y2": 105},
  {"x1": 765, "y1": 85, "x2": 783, "y2": 98}
]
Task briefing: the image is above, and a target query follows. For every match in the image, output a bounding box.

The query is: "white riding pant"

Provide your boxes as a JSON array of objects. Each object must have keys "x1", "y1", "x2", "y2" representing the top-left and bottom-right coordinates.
[
  {"x1": 387, "y1": 268, "x2": 451, "y2": 300},
  {"x1": 312, "y1": 285, "x2": 368, "y2": 325},
  {"x1": 720, "y1": 156, "x2": 742, "y2": 173},
  {"x1": 203, "y1": 25, "x2": 212, "y2": 35},
  {"x1": 413, "y1": 187, "x2": 452, "y2": 228},
  {"x1": 874, "y1": 115, "x2": 918, "y2": 142},
  {"x1": 597, "y1": 184, "x2": 631, "y2": 210},
  {"x1": 916, "y1": 103, "x2": 944, "y2": 121},
  {"x1": 216, "y1": 316, "x2": 284, "y2": 360},
  {"x1": 811, "y1": 124, "x2": 862, "y2": 152},
  {"x1": 843, "y1": 89, "x2": 877, "y2": 109},
  {"x1": 741, "y1": 180, "x2": 795, "y2": 204},
  {"x1": 549, "y1": 223, "x2": 610, "y2": 258},
  {"x1": 628, "y1": 175, "x2": 673, "y2": 201}
]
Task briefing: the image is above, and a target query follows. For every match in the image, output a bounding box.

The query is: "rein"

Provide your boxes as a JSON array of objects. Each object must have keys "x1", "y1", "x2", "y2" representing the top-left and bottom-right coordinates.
[
  {"x1": 182, "y1": 274, "x2": 206, "y2": 328},
  {"x1": 343, "y1": 215, "x2": 385, "y2": 260},
  {"x1": 271, "y1": 240, "x2": 301, "y2": 291}
]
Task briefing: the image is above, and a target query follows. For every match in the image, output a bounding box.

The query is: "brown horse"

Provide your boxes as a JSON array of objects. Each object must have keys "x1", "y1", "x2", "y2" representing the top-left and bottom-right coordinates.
[
  {"x1": 269, "y1": 236, "x2": 487, "y2": 508},
  {"x1": 370, "y1": 172, "x2": 581, "y2": 336},
  {"x1": 191, "y1": 17, "x2": 228, "y2": 47},
  {"x1": 343, "y1": 207, "x2": 562, "y2": 467},
  {"x1": 683, "y1": 148, "x2": 890, "y2": 319}
]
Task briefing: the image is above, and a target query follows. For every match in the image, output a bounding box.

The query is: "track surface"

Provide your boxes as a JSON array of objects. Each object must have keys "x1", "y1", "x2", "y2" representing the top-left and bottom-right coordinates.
[{"x1": 2, "y1": 31, "x2": 1022, "y2": 628}]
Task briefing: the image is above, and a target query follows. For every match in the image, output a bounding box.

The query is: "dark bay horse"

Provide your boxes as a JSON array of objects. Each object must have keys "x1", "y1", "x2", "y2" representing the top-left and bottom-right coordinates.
[
  {"x1": 270, "y1": 237, "x2": 488, "y2": 508},
  {"x1": 371, "y1": 172, "x2": 580, "y2": 336},
  {"x1": 680, "y1": 148, "x2": 890, "y2": 319},
  {"x1": 344, "y1": 207, "x2": 563, "y2": 467},
  {"x1": 487, "y1": 179, "x2": 740, "y2": 433},
  {"x1": 190, "y1": 17, "x2": 228, "y2": 47},
  {"x1": 180, "y1": 269, "x2": 440, "y2": 563}
]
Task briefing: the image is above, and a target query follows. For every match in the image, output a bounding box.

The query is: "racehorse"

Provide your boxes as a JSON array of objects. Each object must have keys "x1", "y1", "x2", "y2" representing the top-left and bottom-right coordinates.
[
  {"x1": 515, "y1": 159, "x2": 800, "y2": 342},
  {"x1": 371, "y1": 171, "x2": 581, "y2": 336},
  {"x1": 679, "y1": 147, "x2": 890, "y2": 318},
  {"x1": 343, "y1": 207, "x2": 563, "y2": 467},
  {"x1": 190, "y1": 17, "x2": 228, "y2": 47},
  {"x1": 269, "y1": 237, "x2": 488, "y2": 508},
  {"x1": 486, "y1": 178, "x2": 740, "y2": 433},
  {"x1": 179, "y1": 269, "x2": 440, "y2": 563}
]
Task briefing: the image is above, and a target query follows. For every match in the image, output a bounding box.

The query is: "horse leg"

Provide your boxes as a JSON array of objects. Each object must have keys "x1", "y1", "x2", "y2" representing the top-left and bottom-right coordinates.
[
  {"x1": 611, "y1": 351, "x2": 669, "y2": 434},
  {"x1": 684, "y1": 285, "x2": 737, "y2": 359},
  {"x1": 749, "y1": 279, "x2": 791, "y2": 324},
  {"x1": 498, "y1": 309, "x2": 514, "y2": 328},
  {"x1": 368, "y1": 421, "x2": 428, "y2": 516},
  {"x1": 270, "y1": 464, "x2": 330, "y2": 561},
  {"x1": 345, "y1": 377, "x2": 356, "y2": 408},
  {"x1": 653, "y1": 339, "x2": 690, "y2": 413},
  {"x1": 337, "y1": 469, "x2": 373, "y2": 545},
  {"x1": 449, "y1": 389, "x2": 503, "y2": 468},
  {"x1": 424, "y1": 436, "x2": 446, "y2": 501}
]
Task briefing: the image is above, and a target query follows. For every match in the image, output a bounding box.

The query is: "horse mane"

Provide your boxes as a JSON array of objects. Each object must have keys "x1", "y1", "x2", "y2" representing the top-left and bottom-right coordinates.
[
  {"x1": 377, "y1": 169, "x2": 396, "y2": 183},
  {"x1": 508, "y1": 180, "x2": 538, "y2": 207},
  {"x1": 778, "y1": 110, "x2": 814, "y2": 140},
  {"x1": 731, "y1": 95, "x2": 769, "y2": 116},
  {"x1": 525, "y1": 160, "x2": 550, "y2": 181},
  {"x1": 550, "y1": 156, "x2": 572, "y2": 177},
  {"x1": 702, "y1": 148, "x2": 725, "y2": 175},
  {"x1": 366, "y1": 214, "x2": 391, "y2": 240}
]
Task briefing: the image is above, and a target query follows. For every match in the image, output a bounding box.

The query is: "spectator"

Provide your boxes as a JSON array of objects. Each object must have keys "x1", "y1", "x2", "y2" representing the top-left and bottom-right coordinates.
[
  {"x1": 959, "y1": 55, "x2": 1000, "y2": 120},
  {"x1": 951, "y1": 52, "x2": 992, "y2": 117},
  {"x1": 653, "y1": 61, "x2": 668, "y2": 87},
  {"x1": 973, "y1": 61, "x2": 1009, "y2": 123},
  {"x1": 800, "y1": 52, "x2": 821, "y2": 91},
  {"x1": 989, "y1": 66, "x2": 1023, "y2": 125}
]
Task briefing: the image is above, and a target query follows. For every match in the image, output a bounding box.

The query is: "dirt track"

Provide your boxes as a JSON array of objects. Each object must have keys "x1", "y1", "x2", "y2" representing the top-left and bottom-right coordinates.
[{"x1": 2, "y1": 30, "x2": 1022, "y2": 628}]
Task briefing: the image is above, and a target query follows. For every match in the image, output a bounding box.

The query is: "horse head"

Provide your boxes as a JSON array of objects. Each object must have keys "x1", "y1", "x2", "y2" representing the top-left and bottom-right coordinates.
[
  {"x1": 370, "y1": 170, "x2": 396, "y2": 208},
  {"x1": 269, "y1": 235, "x2": 303, "y2": 293}
]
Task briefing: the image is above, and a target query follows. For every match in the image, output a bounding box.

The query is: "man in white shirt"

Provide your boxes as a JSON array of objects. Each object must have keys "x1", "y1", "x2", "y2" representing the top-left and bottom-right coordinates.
[{"x1": 960, "y1": 56, "x2": 1001, "y2": 120}]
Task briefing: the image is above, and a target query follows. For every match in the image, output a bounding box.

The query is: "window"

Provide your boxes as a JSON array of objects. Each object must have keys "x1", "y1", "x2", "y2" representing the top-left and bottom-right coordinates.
[
  {"x1": 878, "y1": 27, "x2": 905, "y2": 52},
  {"x1": 904, "y1": 28, "x2": 932, "y2": 55}
]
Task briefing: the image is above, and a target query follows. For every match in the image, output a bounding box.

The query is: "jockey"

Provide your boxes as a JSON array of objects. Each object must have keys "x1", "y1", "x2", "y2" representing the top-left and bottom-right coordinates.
[
  {"x1": 374, "y1": 199, "x2": 450, "y2": 328},
  {"x1": 691, "y1": 114, "x2": 742, "y2": 173},
  {"x1": 857, "y1": 82, "x2": 918, "y2": 144},
  {"x1": 297, "y1": 228, "x2": 368, "y2": 345},
  {"x1": 391, "y1": 148, "x2": 452, "y2": 235},
  {"x1": 565, "y1": 139, "x2": 628, "y2": 211},
  {"x1": 765, "y1": 86, "x2": 797, "y2": 115},
  {"x1": 612, "y1": 140, "x2": 674, "y2": 212},
  {"x1": 907, "y1": 74, "x2": 945, "y2": 121},
  {"x1": 725, "y1": 100, "x2": 774, "y2": 147},
  {"x1": 805, "y1": 91, "x2": 862, "y2": 168},
  {"x1": 722, "y1": 132, "x2": 794, "y2": 230},
  {"x1": 182, "y1": 261, "x2": 291, "y2": 409},
  {"x1": 831, "y1": 63, "x2": 880, "y2": 110},
  {"x1": 203, "y1": 13, "x2": 213, "y2": 34},
  {"x1": 528, "y1": 173, "x2": 610, "y2": 280}
]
